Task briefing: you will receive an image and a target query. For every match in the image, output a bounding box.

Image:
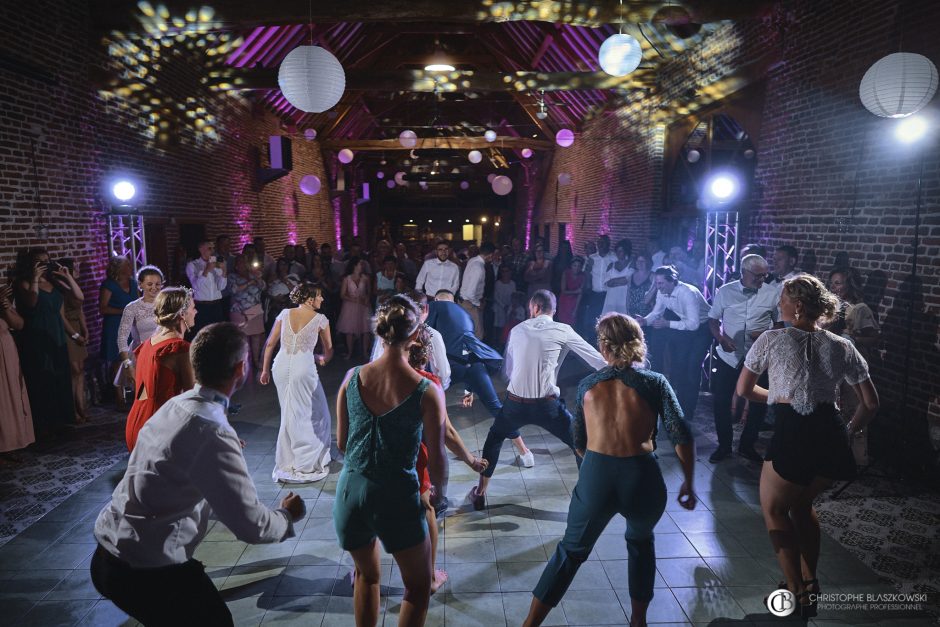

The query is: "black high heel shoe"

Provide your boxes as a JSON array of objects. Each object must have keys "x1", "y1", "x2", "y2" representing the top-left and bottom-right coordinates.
[{"x1": 801, "y1": 578, "x2": 820, "y2": 618}]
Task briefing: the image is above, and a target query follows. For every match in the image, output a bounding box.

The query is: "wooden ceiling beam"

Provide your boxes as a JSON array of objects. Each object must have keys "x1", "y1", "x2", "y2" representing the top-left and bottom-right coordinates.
[{"x1": 320, "y1": 136, "x2": 553, "y2": 151}]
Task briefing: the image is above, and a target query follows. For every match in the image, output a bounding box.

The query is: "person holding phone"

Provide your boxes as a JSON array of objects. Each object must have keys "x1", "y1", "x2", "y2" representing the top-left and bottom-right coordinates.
[{"x1": 185, "y1": 239, "x2": 228, "y2": 336}]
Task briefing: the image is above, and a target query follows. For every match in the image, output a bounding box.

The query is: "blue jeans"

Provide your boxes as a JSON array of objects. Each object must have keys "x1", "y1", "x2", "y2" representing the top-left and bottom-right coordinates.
[
  {"x1": 451, "y1": 362, "x2": 520, "y2": 440},
  {"x1": 533, "y1": 451, "x2": 666, "y2": 606},
  {"x1": 480, "y1": 397, "x2": 576, "y2": 478}
]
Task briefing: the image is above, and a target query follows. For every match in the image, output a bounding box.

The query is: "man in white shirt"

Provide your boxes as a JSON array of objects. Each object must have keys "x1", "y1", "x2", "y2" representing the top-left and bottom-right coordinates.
[
  {"x1": 470, "y1": 290, "x2": 607, "y2": 510},
  {"x1": 580, "y1": 234, "x2": 617, "y2": 341},
  {"x1": 186, "y1": 239, "x2": 228, "y2": 335},
  {"x1": 415, "y1": 240, "x2": 460, "y2": 297},
  {"x1": 91, "y1": 323, "x2": 304, "y2": 625},
  {"x1": 459, "y1": 241, "x2": 495, "y2": 338},
  {"x1": 636, "y1": 265, "x2": 712, "y2": 423},
  {"x1": 707, "y1": 254, "x2": 780, "y2": 463},
  {"x1": 770, "y1": 244, "x2": 800, "y2": 286}
]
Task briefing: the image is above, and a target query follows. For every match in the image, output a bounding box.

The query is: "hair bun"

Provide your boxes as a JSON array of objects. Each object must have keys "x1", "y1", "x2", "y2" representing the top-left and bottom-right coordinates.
[{"x1": 373, "y1": 295, "x2": 420, "y2": 346}]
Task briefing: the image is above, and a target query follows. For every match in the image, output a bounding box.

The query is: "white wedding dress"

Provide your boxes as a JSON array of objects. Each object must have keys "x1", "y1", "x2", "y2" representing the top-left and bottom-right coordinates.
[{"x1": 271, "y1": 309, "x2": 332, "y2": 483}]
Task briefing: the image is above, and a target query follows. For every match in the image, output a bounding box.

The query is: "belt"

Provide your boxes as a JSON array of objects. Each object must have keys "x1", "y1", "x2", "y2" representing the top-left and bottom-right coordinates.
[{"x1": 507, "y1": 392, "x2": 557, "y2": 404}]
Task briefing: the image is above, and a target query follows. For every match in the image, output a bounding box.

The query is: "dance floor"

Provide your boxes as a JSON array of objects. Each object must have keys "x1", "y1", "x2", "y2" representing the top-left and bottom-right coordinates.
[{"x1": 0, "y1": 359, "x2": 936, "y2": 626}]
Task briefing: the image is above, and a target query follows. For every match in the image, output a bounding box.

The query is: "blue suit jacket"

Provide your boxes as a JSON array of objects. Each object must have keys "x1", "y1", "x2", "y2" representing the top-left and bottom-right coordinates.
[{"x1": 426, "y1": 301, "x2": 502, "y2": 368}]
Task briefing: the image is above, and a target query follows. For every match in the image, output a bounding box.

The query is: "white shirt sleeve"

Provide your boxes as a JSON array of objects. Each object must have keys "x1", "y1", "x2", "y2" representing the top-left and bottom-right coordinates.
[
  {"x1": 565, "y1": 326, "x2": 608, "y2": 371},
  {"x1": 415, "y1": 262, "x2": 429, "y2": 294},
  {"x1": 645, "y1": 292, "x2": 666, "y2": 324},
  {"x1": 185, "y1": 260, "x2": 199, "y2": 289},
  {"x1": 460, "y1": 261, "x2": 484, "y2": 304},
  {"x1": 708, "y1": 288, "x2": 726, "y2": 320},
  {"x1": 215, "y1": 269, "x2": 227, "y2": 292},
  {"x1": 670, "y1": 286, "x2": 702, "y2": 331},
  {"x1": 427, "y1": 328, "x2": 451, "y2": 391},
  {"x1": 447, "y1": 263, "x2": 460, "y2": 295}
]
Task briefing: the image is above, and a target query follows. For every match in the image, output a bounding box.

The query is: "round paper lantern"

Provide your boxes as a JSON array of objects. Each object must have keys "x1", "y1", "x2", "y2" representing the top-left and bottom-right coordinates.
[
  {"x1": 743, "y1": 149, "x2": 755, "y2": 160},
  {"x1": 484, "y1": 129, "x2": 497, "y2": 142},
  {"x1": 555, "y1": 128, "x2": 575, "y2": 147},
  {"x1": 860, "y1": 53, "x2": 938, "y2": 118},
  {"x1": 687, "y1": 149, "x2": 701, "y2": 163},
  {"x1": 557, "y1": 172, "x2": 572, "y2": 186},
  {"x1": 386, "y1": 180, "x2": 396, "y2": 189},
  {"x1": 337, "y1": 148, "x2": 354, "y2": 164},
  {"x1": 459, "y1": 180, "x2": 470, "y2": 190},
  {"x1": 376, "y1": 171, "x2": 385, "y2": 179},
  {"x1": 419, "y1": 181, "x2": 428, "y2": 190},
  {"x1": 278, "y1": 46, "x2": 345, "y2": 113},
  {"x1": 299, "y1": 175, "x2": 321, "y2": 195},
  {"x1": 303, "y1": 128, "x2": 317, "y2": 140},
  {"x1": 468, "y1": 150, "x2": 483, "y2": 164},
  {"x1": 492, "y1": 175, "x2": 513, "y2": 195},
  {"x1": 487, "y1": 173, "x2": 497, "y2": 183},
  {"x1": 598, "y1": 33, "x2": 643, "y2": 77},
  {"x1": 394, "y1": 171, "x2": 407, "y2": 185},
  {"x1": 521, "y1": 148, "x2": 533, "y2": 158},
  {"x1": 399, "y1": 130, "x2": 418, "y2": 148}
]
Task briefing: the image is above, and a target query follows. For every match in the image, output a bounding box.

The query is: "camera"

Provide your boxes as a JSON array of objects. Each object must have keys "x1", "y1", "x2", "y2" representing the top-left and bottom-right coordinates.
[{"x1": 43, "y1": 259, "x2": 62, "y2": 279}]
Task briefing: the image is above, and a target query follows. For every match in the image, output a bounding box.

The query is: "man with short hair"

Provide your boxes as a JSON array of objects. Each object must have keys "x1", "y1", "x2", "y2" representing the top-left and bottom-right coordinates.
[
  {"x1": 216, "y1": 235, "x2": 235, "y2": 317},
  {"x1": 415, "y1": 240, "x2": 460, "y2": 297},
  {"x1": 707, "y1": 254, "x2": 779, "y2": 463},
  {"x1": 282, "y1": 244, "x2": 306, "y2": 278},
  {"x1": 470, "y1": 290, "x2": 607, "y2": 510},
  {"x1": 186, "y1": 239, "x2": 227, "y2": 335},
  {"x1": 636, "y1": 266, "x2": 712, "y2": 422},
  {"x1": 580, "y1": 234, "x2": 617, "y2": 342},
  {"x1": 770, "y1": 245, "x2": 799, "y2": 284},
  {"x1": 459, "y1": 241, "x2": 496, "y2": 339},
  {"x1": 91, "y1": 323, "x2": 304, "y2": 625}
]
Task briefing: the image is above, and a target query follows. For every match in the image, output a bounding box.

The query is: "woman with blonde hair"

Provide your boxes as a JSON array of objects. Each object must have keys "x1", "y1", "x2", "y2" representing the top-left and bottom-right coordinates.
[
  {"x1": 124, "y1": 287, "x2": 196, "y2": 451},
  {"x1": 525, "y1": 312, "x2": 696, "y2": 627},
  {"x1": 260, "y1": 282, "x2": 334, "y2": 483},
  {"x1": 737, "y1": 275, "x2": 879, "y2": 618}
]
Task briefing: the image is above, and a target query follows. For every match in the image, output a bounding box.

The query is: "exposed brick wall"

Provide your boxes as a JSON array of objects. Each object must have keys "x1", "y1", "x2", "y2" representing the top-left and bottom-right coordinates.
[{"x1": 535, "y1": 0, "x2": 940, "y2": 473}]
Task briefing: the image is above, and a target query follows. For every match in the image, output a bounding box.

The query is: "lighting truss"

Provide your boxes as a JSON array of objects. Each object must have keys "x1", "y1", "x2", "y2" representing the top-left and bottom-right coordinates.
[{"x1": 108, "y1": 213, "x2": 147, "y2": 276}]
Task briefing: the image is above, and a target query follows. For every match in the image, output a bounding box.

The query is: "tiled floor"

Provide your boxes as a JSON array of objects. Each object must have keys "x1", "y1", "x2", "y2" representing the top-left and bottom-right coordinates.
[{"x1": 0, "y1": 360, "x2": 936, "y2": 626}]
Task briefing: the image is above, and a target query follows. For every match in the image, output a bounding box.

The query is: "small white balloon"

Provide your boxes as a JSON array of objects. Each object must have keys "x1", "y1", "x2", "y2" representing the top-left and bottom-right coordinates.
[
  {"x1": 399, "y1": 130, "x2": 417, "y2": 148},
  {"x1": 394, "y1": 171, "x2": 407, "y2": 185},
  {"x1": 459, "y1": 181, "x2": 470, "y2": 190},
  {"x1": 487, "y1": 173, "x2": 496, "y2": 183},
  {"x1": 338, "y1": 148, "x2": 354, "y2": 164},
  {"x1": 492, "y1": 175, "x2": 513, "y2": 195},
  {"x1": 386, "y1": 179, "x2": 396, "y2": 188},
  {"x1": 299, "y1": 175, "x2": 321, "y2": 195},
  {"x1": 484, "y1": 129, "x2": 497, "y2": 142},
  {"x1": 521, "y1": 148, "x2": 533, "y2": 158},
  {"x1": 557, "y1": 172, "x2": 572, "y2": 185},
  {"x1": 303, "y1": 128, "x2": 317, "y2": 140},
  {"x1": 468, "y1": 149, "x2": 483, "y2": 164},
  {"x1": 687, "y1": 149, "x2": 700, "y2": 163}
]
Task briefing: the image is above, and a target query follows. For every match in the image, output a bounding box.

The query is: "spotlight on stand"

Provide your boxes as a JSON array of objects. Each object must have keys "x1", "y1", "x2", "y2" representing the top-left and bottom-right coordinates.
[
  {"x1": 112, "y1": 180, "x2": 136, "y2": 203},
  {"x1": 896, "y1": 115, "x2": 928, "y2": 143},
  {"x1": 702, "y1": 171, "x2": 742, "y2": 207}
]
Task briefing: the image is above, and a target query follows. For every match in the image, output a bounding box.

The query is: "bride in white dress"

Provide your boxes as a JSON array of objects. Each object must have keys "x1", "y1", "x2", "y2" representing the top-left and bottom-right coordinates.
[{"x1": 260, "y1": 283, "x2": 334, "y2": 483}]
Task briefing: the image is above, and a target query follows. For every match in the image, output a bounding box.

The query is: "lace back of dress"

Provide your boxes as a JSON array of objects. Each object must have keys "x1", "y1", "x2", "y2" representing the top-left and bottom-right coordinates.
[{"x1": 281, "y1": 312, "x2": 320, "y2": 355}]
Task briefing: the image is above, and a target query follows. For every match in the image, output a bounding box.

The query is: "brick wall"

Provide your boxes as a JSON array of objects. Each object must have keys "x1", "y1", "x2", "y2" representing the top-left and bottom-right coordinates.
[{"x1": 535, "y1": 0, "x2": 940, "y2": 474}]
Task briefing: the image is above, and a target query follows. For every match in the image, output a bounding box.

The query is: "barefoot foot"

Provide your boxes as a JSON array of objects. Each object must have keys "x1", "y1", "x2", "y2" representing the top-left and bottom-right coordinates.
[{"x1": 430, "y1": 569, "x2": 448, "y2": 594}]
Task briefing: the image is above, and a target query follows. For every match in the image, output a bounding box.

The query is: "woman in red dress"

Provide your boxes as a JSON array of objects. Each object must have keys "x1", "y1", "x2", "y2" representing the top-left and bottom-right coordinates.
[
  {"x1": 125, "y1": 287, "x2": 197, "y2": 451},
  {"x1": 556, "y1": 256, "x2": 585, "y2": 325}
]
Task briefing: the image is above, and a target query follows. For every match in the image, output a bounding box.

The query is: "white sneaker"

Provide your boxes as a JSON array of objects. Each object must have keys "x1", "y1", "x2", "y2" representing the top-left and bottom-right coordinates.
[{"x1": 517, "y1": 451, "x2": 535, "y2": 468}]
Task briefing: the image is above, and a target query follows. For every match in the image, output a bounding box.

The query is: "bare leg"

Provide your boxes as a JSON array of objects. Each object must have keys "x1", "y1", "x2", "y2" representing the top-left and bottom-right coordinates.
[
  {"x1": 759, "y1": 461, "x2": 806, "y2": 593},
  {"x1": 348, "y1": 541, "x2": 382, "y2": 627},
  {"x1": 71, "y1": 359, "x2": 87, "y2": 422},
  {"x1": 511, "y1": 436, "x2": 530, "y2": 456},
  {"x1": 344, "y1": 334, "x2": 355, "y2": 359},
  {"x1": 475, "y1": 473, "x2": 491, "y2": 495},
  {"x1": 249, "y1": 333, "x2": 263, "y2": 370},
  {"x1": 790, "y1": 477, "x2": 832, "y2": 583},
  {"x1": 111, "y1": 362, "x2": 126, "y2": 409},
  {"x1": 523, "y1": 596, "x2": 552, "y2": 627},
  {"x1": 392, "y1": 538, "x2": 433, "y2": 627},
  {"x1": 421, "y1": 491, "x2": 448, "y2": 593}
]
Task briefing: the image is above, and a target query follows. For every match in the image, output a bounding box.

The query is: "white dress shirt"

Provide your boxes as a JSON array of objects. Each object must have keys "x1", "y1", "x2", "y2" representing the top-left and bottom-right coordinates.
[
  {"x1": 370, "y1": 326, "x2": 451, "y2": 391},
  {"x1": 415, "y1": 258, "x2": 460, "y2": 296},
  {"x1": 708, "y1": 280, "x2": 779, "y2": 368},
  {"x1": 645, "y1": 282, "x2": 711, "y2": 331},
  {"x1": 186, "y1": 258, "x2": 227, "y2": 302},
  {"x1": 94, "y1": 385, "x2": 294, "y2": 568},
  {"x1": 459, "y1": 256, "x2": 488, "y2": 307},
  {"x1": 588, "y1": 252, "x2": 618, "y2": 292},
  {"x1": 504, "y1": 315, "x2": 607, "y2": 398},
  {"x1": 651, "y1": 250, "x2": 666, "y2": 269}
]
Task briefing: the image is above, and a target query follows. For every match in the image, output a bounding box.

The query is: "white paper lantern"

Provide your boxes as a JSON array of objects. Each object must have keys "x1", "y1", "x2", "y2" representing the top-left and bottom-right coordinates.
[
  {"x1": 492, "y1": 175, "x2": 513, "y2": 195},
  {"x1": 557, "y1": 172, "x2": 572, "y2": 185},
  {"x1": 860, "y1": 53, "x2": 938, "y2": 118},
  {"x1": 386, "y1": 180, "x2": 396, "y2": 189},
  {"x1": 399, "y1": 130, "x2": 418, "y2": 148},
  {"x1": 555, "y1": 128, "x2": 575, "y2": 147},
  {"x1": 743, "y1": 149, "x2": 755, "y2": 159},
  {"x1": 278, "y1": 46, "x2": 345, "y2": 113},
  {"x1": 299, "y1": 175, "x2": 321, "y2": 195},
  {"x1": 419, "y1": 181, "x2": 428, "y2": 190},
  {"x1": 521, "y1": 148, "x2": 533, "y2": 158},
  {"x1": 687, "y1": 149, "x2": 700, "y2": 163},
  {"x1": 459, "y1": 180, "x2": 470, "y2": 190},
  {"x1": 468, "y1": 150, "x2": 483, "y2": 164},
  {"x1": 338, "y1": 148, "x2": 354, "y2": 164},
  {"x1": 487, "y1": 173, "x2": 497, "y2": 183},
  {"x1": 376, "y1": 171, "x2": 385, "y2": 179},
  {"x1": 394, "y1": 171, "x2": 407, "y2": 185},
  {"x1": 598, "y1": 33, "x2": 643, "y2": 77},
  {"x1": 303, "y1": 128, "x2": 317, "y2": 140},
  {"x1": 484, "y1": 129, "x2": 497, "y2": 142}
]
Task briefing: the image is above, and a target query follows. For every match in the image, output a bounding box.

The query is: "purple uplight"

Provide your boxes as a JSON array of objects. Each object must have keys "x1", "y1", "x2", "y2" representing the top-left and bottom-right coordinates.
[{"x1": 332, "y1": 194, "x2": 342, "y2": 250}]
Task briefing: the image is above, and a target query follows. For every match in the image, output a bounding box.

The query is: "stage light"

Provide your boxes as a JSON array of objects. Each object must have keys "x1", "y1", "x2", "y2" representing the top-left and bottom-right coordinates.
[
  {"x1": 703, "y1": 171, "x2": 742, "y2": 205},
  {"x1": 710, "y1": 176, "x2": 736, "y2": 199},
  {"x1": 896, "y1": 115, "x2": 928, "y2": 143},
  {"x1": 112, "y1": 180, "x2": 136, "y2": 202}
]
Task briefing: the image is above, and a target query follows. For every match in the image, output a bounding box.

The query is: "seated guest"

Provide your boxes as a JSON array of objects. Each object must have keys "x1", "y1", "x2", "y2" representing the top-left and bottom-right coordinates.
[
  {"x1": 0, "y1": 284, "x2": 35, "y2": 457},
  {"x1": 125, "y1": 288, "x2": 196, "y2": 451},
  {"x1": 636, "y1": 266, "x2": 712, "y2": 422},
  {"x1": 524, "y1": 313, "x2": 696, "y2": 627},
  {"x1": 117, "y1": 265, "x2": 164, "y2": 394},
  {"x1": 92, "y1": 323, "x2": 304, "y2": 626},
  {"x1": 333, "y1": 295, "x2": 446, "y2": 627}
]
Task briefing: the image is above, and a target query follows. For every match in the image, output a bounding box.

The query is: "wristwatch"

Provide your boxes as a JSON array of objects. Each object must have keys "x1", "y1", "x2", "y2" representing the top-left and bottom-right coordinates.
[{"x1": 71, "y1": 332, "x2": 81, "y2": 340}]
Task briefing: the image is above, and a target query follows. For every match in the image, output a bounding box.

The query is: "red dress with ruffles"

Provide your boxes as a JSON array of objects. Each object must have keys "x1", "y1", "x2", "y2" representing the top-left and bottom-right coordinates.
[
  {"x1": 125, "y1": 337, "x2": 190, "y2": 451},
  {"x1": 415, "y1": 369, "x2": 442, "y2": 495}
]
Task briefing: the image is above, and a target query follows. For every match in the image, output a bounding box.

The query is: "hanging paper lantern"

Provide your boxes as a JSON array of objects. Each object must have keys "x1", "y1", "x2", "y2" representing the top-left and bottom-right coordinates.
[
  {"x1": 376, "y1": 171, "x2": 385, "y2": 179},
  {"x1": 459, "y1": 180, "x2": 470, "y2": 190},
  {"x1": 399, "y1": 130, "x2": 418, "y2": 148},
  {"x1": 278, "y1": 46, "x2": 346, "y2": 113},
  {"x1": 419, "y1": 181, "x2": 428, "y2": 190},
  {"x1": 299, "y1": 175, "x2": 321, "y2": 195},
  {"x1": 487, "y1": 173, "x2": 497, "y2": 183},
  {"x1": 598, "y1": 33, "x2": 643, "y2": 77},
  {"x1": 687, "y1": 149, "x2": 701, "y2": 163},
  {"x1": 394, "y1": 171, "x2": 407, "y2": 185},
  {"x1": 492, "y1": 175, "x2": 513, "y2": 195},
  {"x1": 338, "y1": 148, "x2": 354, "y2": 164},
  {"x1": 303, "y1": 128, "x2": 317, "y2": 140},
  {"x1": 468, "y1": 149, "x2": 483, "y2": 164},
  {"x1": 557, "y1": 172, "x2": 572, "y2": 186},
  {"x1": 743, "y1": 149, "x2": 755, "y2": 159},
  {"x1": 555, "y1": 128, "x2": 575, "y2": 147},
  {"x1": 521, "y1": 148, "x2": 533, "y2": 158},
  {"x1": 484, "y1": 129, "x2": 497, "y2": 142},
  {"x1": 860, "y1": 53, "x2": 938, "y2": 118},
  {"x1": 386, "y1": 180, "x2": 396, "y2": 189}
]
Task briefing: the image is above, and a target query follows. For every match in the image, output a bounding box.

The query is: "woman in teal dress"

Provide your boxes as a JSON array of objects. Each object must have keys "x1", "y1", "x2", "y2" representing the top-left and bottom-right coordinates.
[
  {"x1": 100, "y1": 256, "x2": 136, "y2": 402},
  {"x1": 333, "y1": 294, "x2": 447, "y2": 627}
]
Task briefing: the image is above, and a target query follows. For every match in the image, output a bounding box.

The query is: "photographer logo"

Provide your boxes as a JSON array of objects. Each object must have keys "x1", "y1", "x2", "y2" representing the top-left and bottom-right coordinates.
[{"x1": 766, "y1": 589, "x2": 796, "y2": 617}]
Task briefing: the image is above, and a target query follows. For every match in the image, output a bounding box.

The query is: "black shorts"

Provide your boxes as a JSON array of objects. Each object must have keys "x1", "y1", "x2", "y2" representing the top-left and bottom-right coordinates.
[{"x1": 765, "y1": 403, "x2": 856, "y2": 486}]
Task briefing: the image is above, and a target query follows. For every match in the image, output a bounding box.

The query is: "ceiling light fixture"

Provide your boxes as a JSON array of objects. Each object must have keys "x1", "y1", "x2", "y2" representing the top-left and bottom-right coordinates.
[{"x1": 424, "y1": 39, "x2": 455, "y2": 72}]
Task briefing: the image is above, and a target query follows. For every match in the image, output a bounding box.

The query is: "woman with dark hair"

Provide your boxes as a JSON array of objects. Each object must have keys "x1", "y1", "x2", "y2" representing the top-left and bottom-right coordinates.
[
  {"x1": 627, "y1": 253, "x2": 656, "y2": 318},
  {"x1": 124, "y1": 287, "x2": 196, "y2": 451},
  {"x1": 60, "y1": 259, "x2": 89, "y2": 422},
  {"x1": 556, "y1": 256, "x2": 585, "y2": 325},
  {"x1": 523, "y1": 242, "x2": 552, "y2": 298},
  {"x1": 117, "y1": 265, "x2": 164, "y2": 395},
  {"x1": 229, "y1": 254, "x2": 266, "y2": 371},
  {"x1": 100, "y1": 255, "x2": 137, "y2": 405},
  {"x1": 334, "y1": 294, "x2": 446, "y2": 626},
  {"x1": 260, "y1": 283, "x2": 334, "y2": 483},
  {"x1": 338, "y1": 257, "x2": 372, "y2": 360},
  {"x1": 602, "y1": 239, "x2": 634, "y2": 315},
  {"x1": 827, "y1": 268, "x2": 879, "y2": 353},
  {"x1": 737, "y1": 275, "x2": 879, "y2": 618},
  {"x1": 12, "y1": 248, "x2": 80, "y2": 435},
  {"x1": 265, "y1": 258, "x2": 300, "y2": 329},
  {"x1": 551, "y1": 239, "x2": 574, "y2": 295}
]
